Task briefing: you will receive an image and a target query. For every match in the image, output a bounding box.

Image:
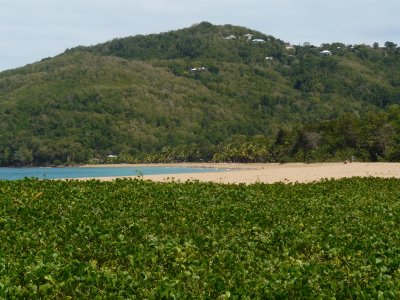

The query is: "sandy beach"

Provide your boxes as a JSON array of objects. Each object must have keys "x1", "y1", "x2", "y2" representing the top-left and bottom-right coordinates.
[{"x1": 82, "y1": 162, "x2": 400, "y2": 184}]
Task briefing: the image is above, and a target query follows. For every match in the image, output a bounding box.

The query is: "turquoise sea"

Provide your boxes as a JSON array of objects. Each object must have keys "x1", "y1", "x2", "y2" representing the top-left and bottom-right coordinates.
[{"x1": 0, "y1": 166, "x2": 225, "y2": 180}]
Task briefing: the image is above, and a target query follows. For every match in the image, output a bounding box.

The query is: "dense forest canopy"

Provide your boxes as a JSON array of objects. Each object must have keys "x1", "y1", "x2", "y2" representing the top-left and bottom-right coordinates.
[{"x1": 0, "y1": 22, "x2": 399, "y2": 166}]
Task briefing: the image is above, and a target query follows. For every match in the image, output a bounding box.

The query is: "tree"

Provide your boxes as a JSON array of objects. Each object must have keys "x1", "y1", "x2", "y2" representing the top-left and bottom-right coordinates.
[
  {"x1": 14, "y1": 146, "x2": 34, "y2": 165},
  {"x1": 0, "y1": 147, "x2": 12, "y2": 166},
  {"x1": 384, "y1": 41, "x2": 397, "y2": 51}
]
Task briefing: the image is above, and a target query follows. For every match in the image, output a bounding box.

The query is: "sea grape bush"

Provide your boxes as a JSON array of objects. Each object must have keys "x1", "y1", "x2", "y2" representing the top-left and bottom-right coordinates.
[{"x1": 0, "y1": 178, "x2": 399, "y2": 298}]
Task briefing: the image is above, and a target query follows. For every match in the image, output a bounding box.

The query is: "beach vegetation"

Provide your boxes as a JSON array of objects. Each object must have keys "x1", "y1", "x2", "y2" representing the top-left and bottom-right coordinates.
[{"x1": 0, "y1": 177, "x2": 399, "y2": 298}]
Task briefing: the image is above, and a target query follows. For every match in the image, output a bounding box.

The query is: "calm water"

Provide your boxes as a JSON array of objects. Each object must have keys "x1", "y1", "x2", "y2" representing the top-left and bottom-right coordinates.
[{"x1": 0, "y1": 166, "x2": 225, "y2": 180}]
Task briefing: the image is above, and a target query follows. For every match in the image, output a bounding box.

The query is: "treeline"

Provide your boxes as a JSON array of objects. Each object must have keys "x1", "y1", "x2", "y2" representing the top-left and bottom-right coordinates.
[
  {"x1": 3, "y1": 107, "x2": 399, "y2": 166},
  {"x1": 213, "y1": 107, "x2": 400, "y2": 163},
  {"x1": 145, "y1": 107, "x2": 400, "y2": 164}
]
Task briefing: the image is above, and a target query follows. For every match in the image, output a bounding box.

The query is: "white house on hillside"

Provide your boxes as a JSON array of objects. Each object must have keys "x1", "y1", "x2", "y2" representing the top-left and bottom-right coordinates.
[
  {"x1": 190, "y1": 67, "x2": 207, "y2": 72},
  {"x1": 244, "y1": 33, "x2": 253, "y2": 40},
  {"x1": 285, "y1": 43, "x2": 294, "y2": 50},
  {"x1": 223, "y1": 35, "x2": 236, "y2": 40},
  {"x1": 319, "y1": 50, "x2": 332, "y2": 56}
]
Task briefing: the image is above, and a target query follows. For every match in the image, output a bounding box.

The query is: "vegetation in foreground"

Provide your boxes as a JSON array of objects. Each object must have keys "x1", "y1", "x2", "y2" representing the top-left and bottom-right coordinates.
[{"x1": 1, "y1": 178, "x2": 399, "y2": 298}]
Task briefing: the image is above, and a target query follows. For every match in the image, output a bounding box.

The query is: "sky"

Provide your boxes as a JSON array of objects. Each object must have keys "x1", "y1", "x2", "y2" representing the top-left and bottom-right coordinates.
[{"x1": 0, "y1": 0, "x2": 399, "y2": 71}]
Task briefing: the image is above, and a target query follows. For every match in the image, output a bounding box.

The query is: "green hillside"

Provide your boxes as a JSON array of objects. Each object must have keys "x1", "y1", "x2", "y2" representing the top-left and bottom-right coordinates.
[{"x1": 0, "y1": 22, "x2": 399, "y2": 165}]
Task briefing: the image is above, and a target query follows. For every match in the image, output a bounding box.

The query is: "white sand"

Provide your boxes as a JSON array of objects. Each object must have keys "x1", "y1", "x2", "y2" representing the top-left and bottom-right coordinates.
[{"x1": 81, "y1": 162, "x2": 400, "y2": 184}]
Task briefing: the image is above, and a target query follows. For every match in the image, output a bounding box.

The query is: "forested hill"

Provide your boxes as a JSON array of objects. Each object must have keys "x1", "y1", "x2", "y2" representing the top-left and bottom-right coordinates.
[
  {"x1": 1, "y1": 22, "x2": 400, "y2": 166},
  {"x1": 72, "y1": 21, "x2": 284, "y2": 62}
]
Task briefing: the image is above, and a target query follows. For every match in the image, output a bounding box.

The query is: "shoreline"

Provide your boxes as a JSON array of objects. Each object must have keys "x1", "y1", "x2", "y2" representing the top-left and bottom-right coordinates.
[{"x1": 78, "y1": 162, "x2": 400, "y2": 184}]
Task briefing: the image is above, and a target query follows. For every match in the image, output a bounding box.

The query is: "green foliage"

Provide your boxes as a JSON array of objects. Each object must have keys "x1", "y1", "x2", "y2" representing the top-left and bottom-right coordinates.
[
  {"x1": 212, "y1": 108, "x2": 400, "y2": 163},
  {"x1": 212, "y1": 135, "x2": 271, "y2": 162},
  {"x1": 0, "y1": 178, "x2": 400, "y2": 298},
  {"x1": 0, "y1": 22, "x2": 399, "y2": 165},
  {"x1": 77, "y1": 22, "x2": 284, "y2": 64}
]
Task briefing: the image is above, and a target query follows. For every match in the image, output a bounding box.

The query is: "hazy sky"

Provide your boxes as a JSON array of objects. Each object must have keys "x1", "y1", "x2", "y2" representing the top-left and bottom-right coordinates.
[{"x1": 0, "y1": 0, "x2": 398, "y2": 71}]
